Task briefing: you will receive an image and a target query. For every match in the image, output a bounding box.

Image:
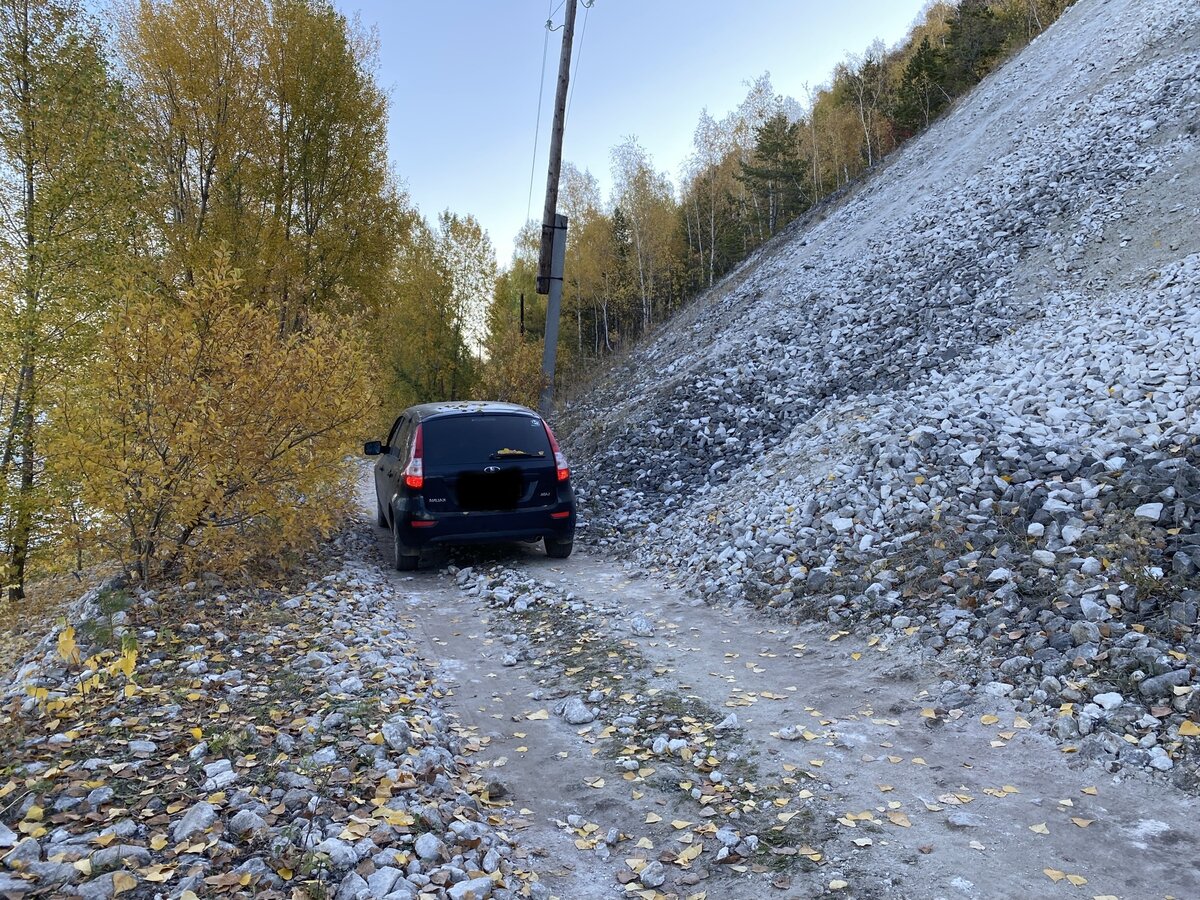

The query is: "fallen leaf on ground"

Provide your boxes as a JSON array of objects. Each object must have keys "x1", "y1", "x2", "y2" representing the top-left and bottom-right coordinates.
[{"x1": 676, "y1": 842, "x2": 702, "y2": 865}]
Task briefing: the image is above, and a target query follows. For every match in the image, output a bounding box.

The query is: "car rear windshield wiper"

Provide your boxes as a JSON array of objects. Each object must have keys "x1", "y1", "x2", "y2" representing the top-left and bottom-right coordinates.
[{"x1": 488, "y1": 450, "x2": 544, "y2": 460}]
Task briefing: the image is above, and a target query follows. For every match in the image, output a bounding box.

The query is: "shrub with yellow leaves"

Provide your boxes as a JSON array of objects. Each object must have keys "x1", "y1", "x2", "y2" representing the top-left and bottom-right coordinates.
[{"x1": 54, "y1": 254, "x2": 371, "y2": 583}]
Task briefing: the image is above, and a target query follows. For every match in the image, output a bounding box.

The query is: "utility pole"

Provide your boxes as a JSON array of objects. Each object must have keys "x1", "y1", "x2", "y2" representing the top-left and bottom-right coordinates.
[{"x1": 536, "y1": 0, "x2": 577, "y2": 417}]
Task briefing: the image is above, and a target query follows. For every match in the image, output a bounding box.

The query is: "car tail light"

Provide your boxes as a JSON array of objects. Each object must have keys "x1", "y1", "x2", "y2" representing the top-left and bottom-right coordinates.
[
  {"x1": 542, "y1": 421, "x2": 570, "y2": 482},
  {"x1": 404, "y1": 424, "x2": 424, "y2": 490}
]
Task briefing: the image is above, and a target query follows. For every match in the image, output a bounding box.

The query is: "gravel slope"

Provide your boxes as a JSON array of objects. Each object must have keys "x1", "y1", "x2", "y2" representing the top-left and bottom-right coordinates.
[{"x1": 563, "y1": 0, "x2": 1200, "y2": 783}]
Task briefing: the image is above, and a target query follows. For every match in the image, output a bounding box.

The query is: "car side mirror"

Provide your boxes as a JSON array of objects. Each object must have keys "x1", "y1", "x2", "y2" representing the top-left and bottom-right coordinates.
[{"x1": 363, "y1": 440, "x2": 382, "y2": 456}]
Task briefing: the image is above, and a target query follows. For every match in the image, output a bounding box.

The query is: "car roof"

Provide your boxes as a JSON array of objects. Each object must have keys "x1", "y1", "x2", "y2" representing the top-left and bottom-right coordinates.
[{"x1": 405, "y1": 401, "x2": 539, "y2": 423}]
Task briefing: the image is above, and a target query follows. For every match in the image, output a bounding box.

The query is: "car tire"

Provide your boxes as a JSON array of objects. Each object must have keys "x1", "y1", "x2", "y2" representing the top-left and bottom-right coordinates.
[
  {"x1": 545, "y1": 537, "x2": 573, "y2": 559},
  {"x1": 393, "y1": 523, "x2": 418, "y2": 571},
  {"x1": 376, "y1": 498, "x2": 388, "y2": 529}
]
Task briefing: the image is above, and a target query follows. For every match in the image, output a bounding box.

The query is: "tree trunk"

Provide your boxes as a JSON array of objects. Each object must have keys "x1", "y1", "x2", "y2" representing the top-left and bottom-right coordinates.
[
  {"x1": 856, "y1": 85, "x2": 874, "y2": 168},
  {"x1": 7, "y1": 0, "x2": 36, "y2": 603},
  {"x1": 707, "y1": 178, "x2": 716, "y2": 288}
]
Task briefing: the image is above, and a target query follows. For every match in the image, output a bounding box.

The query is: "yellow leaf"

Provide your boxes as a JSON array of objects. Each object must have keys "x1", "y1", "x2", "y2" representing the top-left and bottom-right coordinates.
[
  {"x1": 980, "y1": 714, "x2": 999, "y2": 725},
  {"x1": 829, "y1": 880, "x2": 849, "y2": 890},
  {"x1": 1071, "y1": 818, "x2": 1093, "y2": 828},
  {"x1": 645, "y1": 813, "x2": 662, "y2": 824},
  {"x1": 1065, "y1": 874, "x2": 1087, "y2": 886},
  {"x1": 58, "y1": 627, "x2": 82, "y2": 665},
  {"x1": 886, "y1": 811, "x2": 911, "y2": 828},
  {"x1": 112, "y1": 872, "x2": 137, "y2": 894},
  {"x1": 116, "y1": 647, "x2": 137, "y2": 679},
  {"x1": 189, "y1": 727, "x2": 203, "y2": 740},
  {"x1": 1044, "y1": 869, "x2": 1065, "y2": 882},
  {"x1": 676, "y1": 842, "x2": 702, "y2": 864},
  {"x1": 150, "y1": 834, "x2": 168, "y2": 851},
  {"x1": 140, "y1": 864, "x2": 175, "y2": 883},
  {"x1": 1029, "y1": 823, "x2": 1049, "y2": 835},
  {"x1": 24, "y1": 805, "x2": 43, "y2": 822},
  {"x1": 526, "y1": 709, "x2": 549, "y2": 721},
  {"x1": 1178, "y1": 720, "x2": 1200, "y2": 737}
]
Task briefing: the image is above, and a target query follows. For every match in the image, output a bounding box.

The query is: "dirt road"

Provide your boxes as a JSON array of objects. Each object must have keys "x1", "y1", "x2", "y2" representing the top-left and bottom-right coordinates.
[{"x1": 365, "y1": 504, "x2": 1200, "y2": 900}]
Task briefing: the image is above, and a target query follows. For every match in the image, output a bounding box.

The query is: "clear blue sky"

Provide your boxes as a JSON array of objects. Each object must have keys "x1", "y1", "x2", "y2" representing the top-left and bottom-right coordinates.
[{"x1": 335, "y1": 1, "x2": 929, "y2": 265}]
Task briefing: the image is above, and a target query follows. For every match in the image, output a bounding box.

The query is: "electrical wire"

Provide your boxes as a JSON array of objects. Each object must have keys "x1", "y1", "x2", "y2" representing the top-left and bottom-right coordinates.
[
  {"x1": 526, "y1": 1, "x2": 554, "y2": 227},
  {"x1": 565, "y1": 0, "x2": 593, "y2": 127}
]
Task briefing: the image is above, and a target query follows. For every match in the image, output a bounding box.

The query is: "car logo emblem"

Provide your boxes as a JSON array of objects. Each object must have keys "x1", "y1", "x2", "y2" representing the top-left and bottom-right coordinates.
[{"x1": 484, "y1": 466, "x2": 500, "y2": 473}]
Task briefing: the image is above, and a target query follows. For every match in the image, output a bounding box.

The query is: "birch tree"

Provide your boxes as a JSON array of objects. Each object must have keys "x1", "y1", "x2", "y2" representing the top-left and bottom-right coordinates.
[{"x1": 0, "y1": 0, "x2": 135, "y2": 601}]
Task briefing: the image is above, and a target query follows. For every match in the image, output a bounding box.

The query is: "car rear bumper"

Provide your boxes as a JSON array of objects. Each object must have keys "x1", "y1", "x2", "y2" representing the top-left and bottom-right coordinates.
[{"x1": 397, "y1": 507, "x2": 576, "y2": 548}]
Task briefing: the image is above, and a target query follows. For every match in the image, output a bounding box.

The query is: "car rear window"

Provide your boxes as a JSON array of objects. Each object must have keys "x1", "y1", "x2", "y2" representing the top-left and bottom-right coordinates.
[{"x1": 423, "y1": 414, "x2": 551, "y2": 467}]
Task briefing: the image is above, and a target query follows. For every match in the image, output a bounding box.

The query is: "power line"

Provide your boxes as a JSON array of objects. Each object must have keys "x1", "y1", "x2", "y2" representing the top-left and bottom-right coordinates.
[
  {"x1": 525, "y1": 2, "x2": 555, "y2": 227},
  {"x1": 565, "y1": 0, "x2": 593, "y2": 127}
]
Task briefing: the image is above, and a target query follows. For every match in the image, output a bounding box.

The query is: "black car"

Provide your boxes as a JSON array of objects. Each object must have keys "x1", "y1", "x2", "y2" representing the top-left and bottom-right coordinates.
[{"x1": 364, "y1": 401, "x2": 576, "y2": 570}]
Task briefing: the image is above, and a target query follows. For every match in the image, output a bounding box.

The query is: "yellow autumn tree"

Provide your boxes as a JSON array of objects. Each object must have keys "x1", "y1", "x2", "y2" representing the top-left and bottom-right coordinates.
[{"x1": 53, "y1": 254, "x2": 371, "y2": 582}]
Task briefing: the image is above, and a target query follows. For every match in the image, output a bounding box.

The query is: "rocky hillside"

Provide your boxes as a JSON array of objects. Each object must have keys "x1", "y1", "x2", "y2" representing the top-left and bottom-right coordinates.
[{"x1": 563, "y1": 0, "x2": 1200, "y2": 780}]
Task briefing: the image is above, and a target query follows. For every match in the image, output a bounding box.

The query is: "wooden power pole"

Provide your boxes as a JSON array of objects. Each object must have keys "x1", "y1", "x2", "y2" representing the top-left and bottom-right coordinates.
[{"x1": 536, "y1": 0, "x2": 577, "y2": 416}]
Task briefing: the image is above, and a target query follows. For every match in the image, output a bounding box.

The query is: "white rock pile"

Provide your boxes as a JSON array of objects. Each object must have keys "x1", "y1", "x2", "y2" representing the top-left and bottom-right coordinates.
[{"x1": 563, "y1": 0, "x2": 1200, "y2": 779}]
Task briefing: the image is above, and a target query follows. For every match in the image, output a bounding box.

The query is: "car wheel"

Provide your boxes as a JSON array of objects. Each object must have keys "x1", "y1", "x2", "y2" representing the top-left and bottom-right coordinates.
[
  {"x1": 545, "y1": 537, "x2": 573, "y2": 559},
  {"x1": 376, "y1": 498, "x2": 388, "y2": 528},
  {"x1": 393, "y1": 523, "x2": 418, "y2": 571}
]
